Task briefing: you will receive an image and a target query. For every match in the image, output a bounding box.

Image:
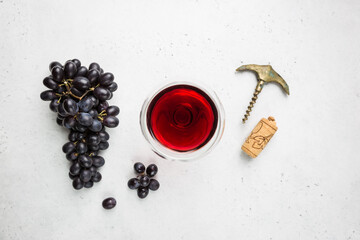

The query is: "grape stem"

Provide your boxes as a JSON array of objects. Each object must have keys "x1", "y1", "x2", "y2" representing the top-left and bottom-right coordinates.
[{"x1": 62, "y1": 80, "x2": 98, "y2": 101}]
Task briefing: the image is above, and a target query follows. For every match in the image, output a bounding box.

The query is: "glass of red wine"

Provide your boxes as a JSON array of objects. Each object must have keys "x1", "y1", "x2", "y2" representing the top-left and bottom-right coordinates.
[{"x1": 140, "y1": 82, "x2": 225, "y2": 161}]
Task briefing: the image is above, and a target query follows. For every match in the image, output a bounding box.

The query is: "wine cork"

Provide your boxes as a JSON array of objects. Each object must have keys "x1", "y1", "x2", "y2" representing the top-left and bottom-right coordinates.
[{"x1": 241, "y1": 116, "x2": 277, "y2": 158}]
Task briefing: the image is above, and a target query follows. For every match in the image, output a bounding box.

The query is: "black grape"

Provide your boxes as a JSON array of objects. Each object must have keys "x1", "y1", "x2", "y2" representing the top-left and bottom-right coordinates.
[
  {"x1": 89, "y1": 119, "x2": 102, "y2": 132},
  {"x1": 92, "y1": 156, "x2": 105, "y2": 168},
  {"x1": 40, "y1": 90, "x2": 57, "y2": 101},
  {"x1": 94, "y1": 87, "x2": 111, "y2": 101},
  {"x1": 87, "y1": 134, "x2": 100, "y2": 146},
  {"x1": 64, "y1": 61, "x2": 77, "y2": 79},
  {"x1": 70, "y1": 162, "x2": 81, "y2": 175},
  {"x1": 103, "y1": 116, "x2": 119, "y2": 128},
  {"x1": 77, "y1": 112, "x2": 93, "y2": 127},
  {"x1": 97, "y1": 101, "x2": 109, "y2": 112},
  {"x1": 49, "y1": 99, "x2": 60, "y2": 112},
  {"x1": 73, "y1": 76, "x2": 90, "y2": 91},
  {"x1": 49, "y1": 61, "x2": 62, "y2": 71},
  {"x1": 89, "y1": 62, "x2": 101, "y2": 71},
  {"x1": 51, "y1": 66, "x2": 64, "y2": 82},
  {"x1": 99, "y1": 142, "x2": 109, "y2": 150},
  {"x1": 99, "y1": 72, "x2": 114, "y2": 86},
  {"x1": 106, "y1": 106, "x2": 120, "y2": 116},
  {"x1": 62, "y1": 142, "x2": 76, "y2": 154},
  {"x1": 75, "y1": 66, "x2": 88, "y2": 77},
  {"x1": 72, "y1": 59, "x2": 81, "y2": 68},
  {"x1": 76, "y1": 142, "x2": 88, "y2": 154},
  {"x1": 63, "y1": 98, "x2": 79, "y2": 116},
  {"x1": 72, "y1": 177, "x2": 84, "y2": 190},
  {"x1": 107, "y1": 82, "x2": 118, "y2": 92},
  {"x1": 87, "y1": 69, "x2": 100, "y2": 85},
  {"x1": 78, "y1": 97, "x2": 94, "y2": 112},
  {"x1": 43, "y1": 76, "x2": 58, "y2": 90}
]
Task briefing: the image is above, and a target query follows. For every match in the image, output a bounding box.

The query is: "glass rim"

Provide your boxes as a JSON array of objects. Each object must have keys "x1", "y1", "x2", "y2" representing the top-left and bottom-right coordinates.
[{"x1": 139, "y1": 81, "x2": 225, "y2": 161}]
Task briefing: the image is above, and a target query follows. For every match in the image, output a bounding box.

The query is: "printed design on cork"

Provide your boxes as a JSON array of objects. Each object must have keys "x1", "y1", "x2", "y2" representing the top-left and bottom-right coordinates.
[{"x1": 245, "y1": 122, "x2": 274, "y2": 150}]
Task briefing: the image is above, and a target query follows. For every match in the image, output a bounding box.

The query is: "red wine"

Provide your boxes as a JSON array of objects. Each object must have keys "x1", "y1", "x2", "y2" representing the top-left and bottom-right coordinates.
[{"x1": 147, "y1": 84, "x2": 218, "y2": 152}]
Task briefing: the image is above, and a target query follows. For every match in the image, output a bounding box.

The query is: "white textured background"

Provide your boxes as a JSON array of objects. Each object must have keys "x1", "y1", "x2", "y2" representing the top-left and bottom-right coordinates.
[{"x1": 1, "y1": 0, "x2": 360, "y2": 239}]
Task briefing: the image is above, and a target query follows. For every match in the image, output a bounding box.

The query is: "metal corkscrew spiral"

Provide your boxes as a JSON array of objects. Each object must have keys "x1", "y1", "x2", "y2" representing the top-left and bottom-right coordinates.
[
  {"x1": 243, "y1": 86, "x2": 261, "y2": 123},
  {"x1": 236, "y1": 64, "x2": 290, "y2": 124}
]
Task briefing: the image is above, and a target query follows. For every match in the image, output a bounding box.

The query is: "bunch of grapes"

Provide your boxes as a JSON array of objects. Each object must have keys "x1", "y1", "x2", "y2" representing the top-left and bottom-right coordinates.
[
  {"x1": 128, "y1": 163, "x2": 160, "y2": 199},
  {"x1": 40, "y1": 59, "x2": 119, "y2": 190}
]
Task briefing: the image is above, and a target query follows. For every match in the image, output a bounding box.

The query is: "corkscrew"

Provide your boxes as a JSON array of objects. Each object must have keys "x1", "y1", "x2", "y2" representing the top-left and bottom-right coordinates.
[{"x1": 236, "y1": 64, "x2": 290, "y2": 123}]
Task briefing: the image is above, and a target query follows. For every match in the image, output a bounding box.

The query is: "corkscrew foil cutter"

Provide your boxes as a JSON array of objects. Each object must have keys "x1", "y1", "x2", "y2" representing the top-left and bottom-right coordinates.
[{"x1": 236, "y1": 64, "x2": 290, "y2": 123}]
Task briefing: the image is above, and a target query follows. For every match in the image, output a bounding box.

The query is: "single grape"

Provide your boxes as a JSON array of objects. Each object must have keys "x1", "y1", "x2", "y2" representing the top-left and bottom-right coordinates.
[
  {"x1": 40, "y1": 90, "x2": 57, "y2": 101},
  {"x1": 63, "y1": 116, "x2": 76, "y2": 129},
  {"x1": 88, "y1": 95, "x2": 99, "y2": 106},
  {"x1": 79, "y1": 169, "x2": 92, "y2": 182},
  {"x1": 87, "y1": 134, "x2": 100, "y2": 146},
  {"x1": 72, "y1": 177, "x2": 84, "y2": 190},
  {"x1": 76, "y1": 132, "x2": 86, "y2": 141},
  {"x1": 49, "y1": 99, "x2": 60, "y2": 112},
  {"x1": 64, "y1": 61, "x2": 77, "y2": 79},
  {"x1": 55, "y1": 85, "x2": 66, "y2": 94},
  {"x1": 102, "y1": 197, "x2": 116, "y2": 209},
  {"x1": 97, "y1": 101, "x2": 109, "y2": 112},
  {"x1": 78, "y1": 97, "x2": 94, "y2": 112},
  {"x1": 49, "y1": 61, "x2": 62, "y2": 71},
  {"x1": 92, "y1": 156, "x2": 105, "y2": 168},
  {"x1": 107, "y1": 92, "x2": 113, "y2": 100},
  {"x1": 84, "y1": 181, "x2": 94, "y2": 188},
  {"x1": 57, "y1": 103, "x2": 69, "y2": 117},
  {"x1": 99, "y1": 72, "x2": 114, "y2": 86},
  {"x1": 63, "y1": 98, "x2": 79, "y2": 115},
  {"x1": 88, "y1": 144, "x2": 100, "y2": 151},
  {"x1": 56, "y1": 117, "x2": 63, "y2": 126},
  {"x1": 88, "y1": 109, "x2": 98, "y2": 118},
  {"x1": 75, "y1": 66, "x2": 88, "y2": 77},
  {"x1": 92, "y1": 172, "x2": 102, "y2": 182},
  {"x1": 137, "y1": 187, "x2": 149, "y2": 199},
  {"x1": 139, "y1": 175, "x2": 150, "y2": 187},
  {"x1": 77, "y1": 112, "x2": 93, "y2": 127},
  {"x1": 76, "y1": 142, "x2": 88, "y2": 154},
  {"x1": 87, "y1": 69, "x2": 100, "y2": 85},
  {"x1": 107, "y1": 82, "x2": 118, "y2": 92},
  {"x1": 98, "y1": 142, "x2": 109, "y2": 150},
  {"x1": 43, "y1": 76, "x2": 58, "y2": 90},
  {"x1": 70, "y1": 87, "x2": 83, "y2": 97},
  {"x1": 103, "y1": 116, "x2": 119, "y2": 128},
  {"x1": 106, "y1": 106, "x2": 120, "y2": 116},
  {"x1": 128, "y1": 178, "x2": 140, "y2": 190},
  {"x1": 75, "y1": 123, "x2": 87, "y2": 132},
  {"x1": 78, "y1": 154, "x2": 92, "y2": 168},
  {"x1": 51, "y1": 66, "x2": 64, "y2": 82},
  {"x1": 72, "y1": 59, "x2": 81, "y2": 68},
  {"x1": 89, "y1": 166, "x2": 98, "y2": 176},
  {"x1": 66, "y1": 152, "x2": 78, "y2": 161},
  {"x1": 148, "y1": 179, "x2": 160, "y2": 191},
  {"x1": 89, "y1": 119, "x2": 102, "y2": 132},
  {"x1": 146, "y1": 164, "x2": 158, "y2": 177},
  {"x1": 94, "y1": 87, "x2": 111, "y2": 101},
  {"x1": 62, "y1": 142, "x2": 76, "y2": 154},
  {"x1": 73, "y1": 76, "x2": 90, "y2": 91},
  {"x1": 98, "y1": 131, "x2": 110, "y2": 142},
  {"x1": 89, "y1": 62, "x2": 101, "y2": 71},
  {"x1": 134, "y1": 162, "x2": 145, "y2": 174},
  {"x1": 68, "y1": 131, "x2": 77, "y2": 142},
  {"x1": 70, "y1": 162, "x2": 81, "y2": 175},
  {"x1": 69, "y1": 172, "x2": 76, "y2": 180}
]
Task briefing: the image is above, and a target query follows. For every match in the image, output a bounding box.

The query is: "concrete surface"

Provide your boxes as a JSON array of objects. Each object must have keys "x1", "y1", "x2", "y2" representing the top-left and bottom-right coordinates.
[{"x1": 0, "y1": 0, "x2": 359, "y2": 239}]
